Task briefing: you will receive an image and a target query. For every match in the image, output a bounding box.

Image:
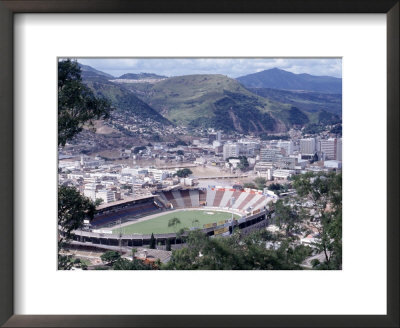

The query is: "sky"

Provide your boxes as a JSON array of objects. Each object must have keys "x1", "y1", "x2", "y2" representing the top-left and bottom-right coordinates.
[{"x1": 77, "y1": 58, "x2": 342, "y2": 79}]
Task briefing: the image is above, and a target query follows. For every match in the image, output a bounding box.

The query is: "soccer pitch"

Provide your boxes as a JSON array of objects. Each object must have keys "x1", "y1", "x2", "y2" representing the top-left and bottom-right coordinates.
[{"x1": 112, "y1": 210, "x2": 240, "y2": 235}]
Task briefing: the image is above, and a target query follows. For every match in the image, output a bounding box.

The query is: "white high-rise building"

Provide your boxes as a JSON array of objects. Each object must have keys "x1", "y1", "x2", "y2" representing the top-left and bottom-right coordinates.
[
  {"x1": 300, "y1": 138, "x2": 316, "y2": 154},
  {"x1": 277, "y1": 140, "x2": 294, "y2": 155},
  {"x1": 223, "y1": 143, "x2": 240, "y2": 160},
  {"x1": 319, "y1": 138, "x2": 339, "y2": 160},
  {"x1": 336, "y1": 138, "x2": 342, "y2": 161},
  {"x1": 96, "y1": 190, "x2": 116, "y2": 204}
]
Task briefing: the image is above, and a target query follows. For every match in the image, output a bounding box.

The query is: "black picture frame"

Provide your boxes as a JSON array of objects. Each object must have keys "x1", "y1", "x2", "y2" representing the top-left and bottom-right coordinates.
[{"x1": 0, "y1": 1, "x2": 398, "y2": 327}]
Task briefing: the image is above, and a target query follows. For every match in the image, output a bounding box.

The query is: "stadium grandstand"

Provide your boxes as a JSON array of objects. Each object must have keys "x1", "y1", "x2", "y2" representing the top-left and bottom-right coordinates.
[
  {"x1": 156, "y1": 187, "x2": 270, "y2": 215},
  {"x1": 68, "y1": 187, "x2": 275, "y2": 247}
]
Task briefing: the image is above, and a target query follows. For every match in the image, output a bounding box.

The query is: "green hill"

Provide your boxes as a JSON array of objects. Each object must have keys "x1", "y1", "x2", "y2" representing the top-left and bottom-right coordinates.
[
  {"x1": 81, "y1": 71, "x2": 172, "y2": 125},
  {"x1": 129, "y1": 74, "x2": 291, "y2": 133},
  {"x1": 248, "y1": 87, "x2": 342, "y2": 116}
]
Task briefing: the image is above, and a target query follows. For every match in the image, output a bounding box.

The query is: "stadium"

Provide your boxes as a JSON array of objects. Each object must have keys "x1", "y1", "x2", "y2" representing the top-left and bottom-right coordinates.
[{"x1": 68, "y1": 187, "x2": 276, "y2": 247}]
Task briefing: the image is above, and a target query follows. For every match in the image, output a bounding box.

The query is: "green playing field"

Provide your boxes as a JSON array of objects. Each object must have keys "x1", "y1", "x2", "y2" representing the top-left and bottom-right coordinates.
[{"x1": 112, "y1": 210, "x2": 240, "y2": 235}]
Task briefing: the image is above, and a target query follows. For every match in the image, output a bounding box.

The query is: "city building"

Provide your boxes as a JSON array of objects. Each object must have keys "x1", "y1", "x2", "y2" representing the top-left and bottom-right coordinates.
[
  {"x1": 319, "y1": 138, "x2": 341, "y2": 160},
  {"x1": 223, "y1": 143, "x2": 240, "y2": 160},
  {"x1": 277, "y1": 140, "x2": 294, "y2": 156},
  {"x1": 260, "y1": 148, "x2": 282, "y2": 162},
  {"x1": 324, "y1": 160, "x2": 342, "y2": 169},
  {"x1": 337, "y1": 138, "x2": 342, "y2": 161},
  {"x1": 96, "y1": 190, "x2": 116, "y2": 204},
  {"x1": 300, "y1": 138, "x2": 316, "y2": 154},
  {"x1": 276, "y1": 156, "x2": 298, "y2": 169},
  {"x1": 272, "y1": 169, "x2": 294, "y2": 180}
]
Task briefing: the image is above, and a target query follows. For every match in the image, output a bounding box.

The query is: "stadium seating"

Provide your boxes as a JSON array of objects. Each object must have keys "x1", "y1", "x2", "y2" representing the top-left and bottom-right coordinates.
[
  {"x1": 163, "y1": 191, "x2": 179, "y2": 208},
  {"x1": 156, "y1": 188, "x2": 272, "y2": 214},
  {"x1": 199, "y1": 190, "x2": 207, "y2": 204},
  {"x1": 213, "y1": 190, "x2": 225, "y2": 207},
  {"x1": 172, "y1": 191, "x2": 185, "y2": 208},
  {"x1": 219, "y1": 189, "x2": 235, "y2": 207},
  {"x1": 92, "y1": 200, "x2": 160, "y2": 227},
  {"x1": 189, "y1": 190, "x2": 200, "y2": 207},
  {"x1": 206, "y1": 188, "x2": 216, "y2": 206},
  {"x1": 237, "y1": 193, "x2": 255, "y2": 210}
]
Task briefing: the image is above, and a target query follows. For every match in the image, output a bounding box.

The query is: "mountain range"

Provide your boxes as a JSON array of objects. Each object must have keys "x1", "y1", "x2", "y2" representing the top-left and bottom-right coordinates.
[
  {"x1": 237, "y1": 68, "x2": 342, "y2": 94},
  {"x1": 117, "y1": 73, "x2": 167, "y2": 80},
  {"x1": 78, "y1": 63, "x2": 341, "y2": 137}
]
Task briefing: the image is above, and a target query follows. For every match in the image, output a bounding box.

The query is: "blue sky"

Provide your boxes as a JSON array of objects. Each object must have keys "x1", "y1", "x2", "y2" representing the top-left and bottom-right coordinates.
[{"x1": 77, "y1": 58, "x2": 342, "y2": 79}]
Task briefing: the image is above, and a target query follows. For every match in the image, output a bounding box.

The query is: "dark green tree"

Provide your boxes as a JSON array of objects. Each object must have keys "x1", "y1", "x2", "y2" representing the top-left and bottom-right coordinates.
[
  {"x1": 100, "y1": 251, "x2": 121, "y2": 266},
  {"x1": 58, "y1": 185, "x2": 96, "y2": 240},
  {"x1": 58, "y1": 59, "x2": 113, "y2": 269},
  {"x1": 166, "y1": 238, "x2": 171, "y2": 251},
  {"x1": 149, "y1": 233, "x2": 156, "y2": 249},
  {"x1": 168, "y1": 217, "x2": 181, "y2": 244},
  {"x1": 58, "y1": 185, "x2": 97, "y2": 269},
  {"x1": 237, "y1": 156, "x2": 249, "y2": 171},
  {"x1": 58, "y1": 59, "x2": 112, "y2": 146},
  {"x1": 175, "y1": 168, "x2": 193, "y2": 178}
]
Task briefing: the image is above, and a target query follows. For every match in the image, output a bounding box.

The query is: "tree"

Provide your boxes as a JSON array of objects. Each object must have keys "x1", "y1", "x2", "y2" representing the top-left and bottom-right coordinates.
[
  {"x1": 166, "y1": 239, "x2": 171, "y2": 251},
  {"x1": 176, "y1": 228, "x2": 186, "y2": 244},
  {"x1": 149, "y1": 233, "x2": 156, "y2": 249},
  {"x1": 168, "y1": 217, "x2": 181, "y2": 243},
  {"x1": 163, "y1": 229, "x2": 310, "y2": 270},
  {"x1": 58, "y1": 59, "x2": 113, "y2": 269},
  {"x1": 254, "y1": 177, "x2": 267, "y2": 190},
  {"x1": 175, "y1": 168, "x2": 192, "y2": 178},
  {"x1": 58, "y1": 185, "x2": 96, "y2": 241},
  {"x1": 292, "y1": 172, "x2": 342, "y2": 269},
  {"x1": 100, "y1": 251, "x2": 121, "y2": 265},
  {"x1": 274, "y1": 199, "x2": 300, "y2": 235},
  {"x1": 58, "y1": 59, "x2": 112, "y2": 146},
  {"x1": 176, "y1": 150, "x2": 184, "y2": 156},
  {"x1": 237, "y1": 156, "x2": 249, "y2": 171},
  {"x1": 58, "y1": 187, "x2": 97, "y2": 269}
]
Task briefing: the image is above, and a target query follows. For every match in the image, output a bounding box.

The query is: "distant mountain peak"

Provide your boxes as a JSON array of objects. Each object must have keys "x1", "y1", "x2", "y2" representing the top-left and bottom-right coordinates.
[
  {"x1": 77, "y1": 63, "x2": 114, "y2": 78},
  {"x1": 117, "y1": 72, "x2": 167, "y2": 80},
  {"x1": 237, "y1": 68, "x2": 341, "y2": 94}
]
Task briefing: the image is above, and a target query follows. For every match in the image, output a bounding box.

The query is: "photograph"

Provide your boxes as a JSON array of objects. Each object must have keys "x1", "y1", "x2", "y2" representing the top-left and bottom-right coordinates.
[{"x1": 58, "y1": 57, "x2": 342, "y2": 271}]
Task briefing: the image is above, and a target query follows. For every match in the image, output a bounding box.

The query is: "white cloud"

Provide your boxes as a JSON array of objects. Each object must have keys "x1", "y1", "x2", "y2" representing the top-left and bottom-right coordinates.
[{"x1": 76, "y1": 58, "x2": 342, "y2": 78}]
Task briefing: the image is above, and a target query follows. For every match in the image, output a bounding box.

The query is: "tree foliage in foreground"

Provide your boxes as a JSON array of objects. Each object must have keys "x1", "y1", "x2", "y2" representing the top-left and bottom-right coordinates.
[
  {"x1": 275, "y1": 172, "x2": 342, "y2": 269},
  {"x1": 58, "y1": 59, "x2": 112, "y2": 269},
  {"x1": 58, "y1": 185, "x2": 98, "y2": 269},
  {"x1": 58, "y1": 59, "x2": 112, "y2": 146},
  {"x1": 162, "y1": 230, "x2": 311, "y2": 270},
  {"x1": 58, "y1": 185, "x2": 97, "y2": 240}
]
